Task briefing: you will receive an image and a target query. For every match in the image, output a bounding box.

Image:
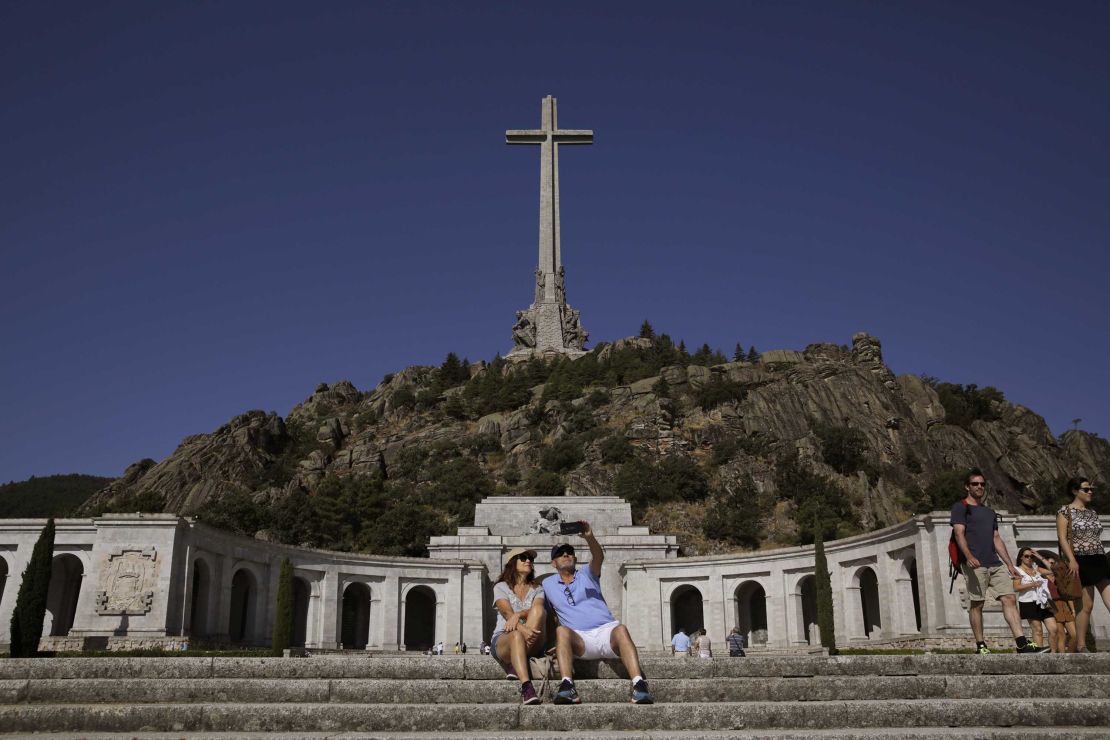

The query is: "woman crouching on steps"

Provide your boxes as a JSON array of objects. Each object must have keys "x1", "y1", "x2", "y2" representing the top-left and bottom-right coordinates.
[{"x1": 491, "y1": 547, "x2": 547, "y2": 705}]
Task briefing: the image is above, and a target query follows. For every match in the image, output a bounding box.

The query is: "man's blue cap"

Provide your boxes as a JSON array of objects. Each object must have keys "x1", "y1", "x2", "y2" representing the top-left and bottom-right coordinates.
[{"x1": 551, "y1": 543, "x2": 575, "y2": 560}]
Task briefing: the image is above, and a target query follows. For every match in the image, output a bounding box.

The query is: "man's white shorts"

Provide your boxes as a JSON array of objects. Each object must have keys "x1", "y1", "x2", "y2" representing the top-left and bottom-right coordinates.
[{"x1": 573, "y1": 620, "x2": 621, "y2": 660}]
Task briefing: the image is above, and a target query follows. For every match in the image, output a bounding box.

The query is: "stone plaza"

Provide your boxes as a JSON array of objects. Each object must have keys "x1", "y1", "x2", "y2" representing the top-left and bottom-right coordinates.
[{"x1": 1, "y1": 495, "x2": 1107, "y2": 654}]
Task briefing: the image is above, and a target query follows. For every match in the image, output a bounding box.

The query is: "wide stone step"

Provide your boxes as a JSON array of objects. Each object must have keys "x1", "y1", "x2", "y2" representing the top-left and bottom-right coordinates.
[
  {"x1": 1, "y1": 654, "x2": 1107, "y2": 681},
  {"x1": 2, "y1": 674, "x2": 1108, "y2": 704},
  {"x1": 0, "y1": 699, "x2": 1107, "y2": 734},
  {"x1": 13, "y1": 730, "x2": 1110, "y2": 740}
]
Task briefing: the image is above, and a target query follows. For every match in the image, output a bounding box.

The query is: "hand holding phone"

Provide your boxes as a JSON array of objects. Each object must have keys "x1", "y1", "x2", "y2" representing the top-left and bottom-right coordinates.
[{"x1": 559, "y1": 520, "x2": 585, "y2": 535}]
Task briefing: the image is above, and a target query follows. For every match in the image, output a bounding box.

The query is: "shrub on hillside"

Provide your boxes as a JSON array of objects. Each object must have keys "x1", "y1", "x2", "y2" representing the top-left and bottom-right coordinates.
[
  {"x1": 814, "y1": 425, "x2": 868, "y2": 476},
  {"x1": 923, "y1": 378, "x2": 1005, "y2": 429}
]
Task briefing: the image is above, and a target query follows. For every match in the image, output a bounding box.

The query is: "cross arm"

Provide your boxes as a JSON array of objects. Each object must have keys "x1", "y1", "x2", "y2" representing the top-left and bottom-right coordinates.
[{"x1": 506, "y1": 129, "x2": 545, "y2": 144}]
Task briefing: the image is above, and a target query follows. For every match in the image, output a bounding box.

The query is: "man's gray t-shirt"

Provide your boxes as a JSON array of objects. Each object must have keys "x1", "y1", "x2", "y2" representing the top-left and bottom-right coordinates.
[{"x1": 950, "y1": 500, "x2": 1000, "y2": 566}]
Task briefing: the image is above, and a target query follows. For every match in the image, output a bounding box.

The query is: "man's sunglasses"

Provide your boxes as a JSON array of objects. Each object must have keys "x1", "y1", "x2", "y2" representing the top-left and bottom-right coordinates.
[
  {"x1": 1080, "y1": 486, "x2": 1095, "y2": 492},
  {"x1": 563, "y1": 586, "x2": 576, "y2": 606},
  {"x1": 968, "y1": 482, "x2": 987, "y2": 488}
]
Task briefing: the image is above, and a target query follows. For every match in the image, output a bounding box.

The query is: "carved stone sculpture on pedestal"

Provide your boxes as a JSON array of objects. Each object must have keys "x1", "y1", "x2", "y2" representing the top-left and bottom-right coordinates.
[{"x1": 507, "y1": 96, "x2": 590, "y2": 356}]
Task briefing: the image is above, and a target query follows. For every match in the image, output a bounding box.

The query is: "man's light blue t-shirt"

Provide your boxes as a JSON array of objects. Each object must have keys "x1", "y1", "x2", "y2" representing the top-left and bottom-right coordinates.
[
  {"x1": 542, "y1": 566, "x2": 615, "y2": 632},
  {"x1": 671, "y1": 630, "x2": 690, "y2": 652}
]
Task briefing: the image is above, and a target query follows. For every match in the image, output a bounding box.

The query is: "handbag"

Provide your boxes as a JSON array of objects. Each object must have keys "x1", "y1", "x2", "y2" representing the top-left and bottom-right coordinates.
[{"x1": 1051, "y1": 560, "x2": 1083, "y2": 600}]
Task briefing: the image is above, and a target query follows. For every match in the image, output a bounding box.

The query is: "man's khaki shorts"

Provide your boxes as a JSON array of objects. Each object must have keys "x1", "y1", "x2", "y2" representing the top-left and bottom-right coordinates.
[{"x1": 962, "y1": 563, "x2": 1015, "y2": 602}]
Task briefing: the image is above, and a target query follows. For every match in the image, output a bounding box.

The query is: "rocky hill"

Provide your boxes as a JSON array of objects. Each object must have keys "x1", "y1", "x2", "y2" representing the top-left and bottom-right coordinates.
[{"x1": 79, "y1": 332, "x2": 1110, "y2": 555}]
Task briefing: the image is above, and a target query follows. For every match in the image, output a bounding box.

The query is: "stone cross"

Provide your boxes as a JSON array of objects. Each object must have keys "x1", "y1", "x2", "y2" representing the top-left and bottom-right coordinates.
[
  {"x1": 506, "y1": 95, "x2": 593, "y2": 297},
  {"x1": 506, "y1": 96, "x2": 591, "y2": 355}
]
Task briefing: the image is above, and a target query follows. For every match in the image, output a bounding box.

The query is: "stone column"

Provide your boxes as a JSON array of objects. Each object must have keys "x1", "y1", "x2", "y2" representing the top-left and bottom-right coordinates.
[{"x1": 320, "y1": 568, "x2": 340, "y2": 650}]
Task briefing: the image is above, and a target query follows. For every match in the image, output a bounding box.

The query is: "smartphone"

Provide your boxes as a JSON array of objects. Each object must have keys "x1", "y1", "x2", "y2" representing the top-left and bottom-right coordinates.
[{"x1": 559, "y1": 521, "x2": 585, "y2": 535}]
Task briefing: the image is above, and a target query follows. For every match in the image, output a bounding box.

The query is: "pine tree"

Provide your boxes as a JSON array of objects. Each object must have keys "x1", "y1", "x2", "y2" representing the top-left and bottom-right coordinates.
[
  {"x1": 9, "y1": 518, "x2": 55, "y2": 657},
  {"x1": 270, "y1": 558, "x2": 294, "y2": 656},
  {"x1": 813, "y1": 519, "x2": 837, "y2": 654},
  {"x1": 747, "y1": 346, "x2": 759, "y2": 363},
  {"x1": 733, "y1": 343, "x2": 744, "y2": 362},
  {"x1": 639, "y1": 320, "x2": 655, "y2": 339}
]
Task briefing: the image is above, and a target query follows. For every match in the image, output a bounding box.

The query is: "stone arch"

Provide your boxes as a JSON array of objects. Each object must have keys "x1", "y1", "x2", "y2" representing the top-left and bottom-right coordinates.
[
  {"x1": 734, "y1": 581, "x2": 768, "y2": 646},
  {"x1": 341, "y1": 581, "x2": 372, "y2": 650},
  {"x1": 0, "y1": 556, "x2": 8, "y2": 607},
  {"x1": 403, "y1": 585, "x2": 436, "y2": 652},
  {"x1": 854, "y1": 566, "x2": 881, "y2": 638},
  {"x1": 906, "y1": 558, "x2": 921, "y2": 632},
  {"x1": 229, "y1": 568, "x2": 259, "y2": 643},
  {"x1": 189, "y1": 557, "x2": 213, "y2": 637},
  {"x1": 292, "y1": 577, "x2": 311, "y2": 648},
  {"x1": 796, "y1": 575, "x2": 818, "y2": 645},
  {"x1": 670, "y1": 584, "x2": 705, "y2": 637},
  {"x1": 45, "y1": 553, "x2": 84, "y2": 637}
]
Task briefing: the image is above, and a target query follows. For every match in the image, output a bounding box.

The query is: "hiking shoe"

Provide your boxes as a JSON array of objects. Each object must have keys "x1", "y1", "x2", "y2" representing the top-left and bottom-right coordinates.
[
  {"x1": 521, "y1": 681, "x2": 541, "y2": 705},
  {"x1": 976, "y1": 644, "x2": 992, "y2": 655},
  {"x1": 631, "y1": 678, "x2": 654, "y2": 704},
  {"x1": 553, "y1": 680, "x2": 581, "y2": 705},
  {"x1": 1017, "y1": 642, "x2": 1050, "y2": 654}
]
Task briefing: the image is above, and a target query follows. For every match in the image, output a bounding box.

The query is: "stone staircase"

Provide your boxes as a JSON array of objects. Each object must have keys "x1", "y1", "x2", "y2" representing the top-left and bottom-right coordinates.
[{"x1": 1, "y1": 653, "x2": 1108, "y2": 738}]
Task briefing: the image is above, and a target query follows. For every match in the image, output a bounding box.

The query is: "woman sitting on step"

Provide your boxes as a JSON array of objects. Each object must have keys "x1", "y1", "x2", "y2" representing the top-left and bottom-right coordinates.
[{"x1": 491, "y1": 547, "x2": 547, "y2": 705}]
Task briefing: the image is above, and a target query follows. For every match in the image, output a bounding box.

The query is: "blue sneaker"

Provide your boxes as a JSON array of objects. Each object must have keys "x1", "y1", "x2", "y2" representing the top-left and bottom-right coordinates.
[
  {"x1": 553, "y1": 679, "x2": 581, "y2": 705},
  {"x1": 631, "y1": 678, "x2": 654, "y2": 704}
]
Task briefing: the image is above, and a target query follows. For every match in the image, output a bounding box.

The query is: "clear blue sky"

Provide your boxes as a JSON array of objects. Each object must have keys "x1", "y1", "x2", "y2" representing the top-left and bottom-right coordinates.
[{"x1": 2, "y1": 2, "x2": 1108, "y2": 482}]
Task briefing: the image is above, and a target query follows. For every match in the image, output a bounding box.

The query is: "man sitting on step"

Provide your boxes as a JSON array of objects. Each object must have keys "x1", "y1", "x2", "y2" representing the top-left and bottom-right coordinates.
[{"x1": 542, "y1": 521, "x2": 654, "y2": 705}]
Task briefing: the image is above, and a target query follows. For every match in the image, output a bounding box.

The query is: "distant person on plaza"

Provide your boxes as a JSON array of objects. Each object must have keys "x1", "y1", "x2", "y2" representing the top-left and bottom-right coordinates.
[
  {"x1": 671, "y1": 627, "x2": 690, "y2": 656},
  {"x1": 1039, "y1": 550, "x2": 1078, "y2": 653},
  {"x1": 726, "y1": 627, "x2": 746, "y2": 657},
  {"x1": 1013, "y1": 547, "x2": 1059, "y2": 652},
  {"x1": 951, "y1": 468, "x2": 1047, "y2": 653},
  {"x1": 694, "y1": 628, "x2": 712, "y2": 659},
  {"x1": 1057, "y1": 477, "x2": 1110, "y2": 652},
  {"x1": 491, "y1": 547, "x2": 546, "y2": 705},
  {"x1": 543, "y1": 521, "x2": 655, "y2": 705}
]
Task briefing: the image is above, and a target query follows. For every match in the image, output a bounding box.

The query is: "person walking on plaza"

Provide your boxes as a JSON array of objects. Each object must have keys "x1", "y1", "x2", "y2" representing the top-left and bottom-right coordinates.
[
  {"x1": 490, "y1": 546, "x2": 546, "y2": 704},
  {"x1": 1039, "y1": 550, "x2": 1078, "y2": 652},
  {"x1": 1013, "y1": 548, "x2": 1059, "y2": 652},
  {"x1": 726, "y1": 627, "x2": 746, "y2": 657},
  {"x1": 694, "y1": 628, "x2": 712, "y2": 658},
  {"x1": 1057, "y1": 477, "x2": 1110, "y2": 652},
  {"x1": 543, "y1": 521, "x2": 654, "y2": 705},
  {"x1": 671, "y1": 627, "x2": 690, "y2": 656},
  {"x1": 951, "y1": 468, "x2": 1047, "y2": 653}
]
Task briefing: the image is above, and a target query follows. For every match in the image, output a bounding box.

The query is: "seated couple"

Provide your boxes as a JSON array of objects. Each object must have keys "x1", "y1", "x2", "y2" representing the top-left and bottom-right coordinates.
[{"x1": 491, "y1": 521, "x2": 655, "y2": 706}]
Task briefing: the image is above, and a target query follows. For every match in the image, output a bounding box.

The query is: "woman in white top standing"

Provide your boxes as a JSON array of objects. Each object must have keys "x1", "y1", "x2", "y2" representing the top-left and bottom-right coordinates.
[
  {"x1": 695, "y1": 629, "x2": 712, "y2": 659},
  {"x1": 1057, "y1": 477, "x2": 1110, "y2": 652},
  {"x1": 1012, "y1": 547, "x2": 1057, "y2": 652},
  {"x1": 491, "y1": 547, "x2": 546, "y2": 705}
]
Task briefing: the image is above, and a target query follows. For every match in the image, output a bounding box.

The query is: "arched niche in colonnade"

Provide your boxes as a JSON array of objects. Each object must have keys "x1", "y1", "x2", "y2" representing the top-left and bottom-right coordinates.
[
  {"x1": 292, "y1": 577, "x2": 311, "y2": 648},
  {"x1": 670, "y1": 584, "x2": 705, "y2": 636},
  {"x1": 905, "y1": 558, "x2": 921, "y2": 632},
  {"x1": 341, "y1": 582, "x2": 373, "y2": 650},
  {"x1": 403, "y1": 585, "x2": 436, "y2": 652},
  {"x1": 796, "y1": 575, "x2": 818, "y2": 645},
  {"x1": 45, "y1": 554, "x2": 84, "y2": 636},
  {"x1": 229, "y1": 568, "x2": 259, "y2": 643},
  {"x1": 734, "y1": 581, "x2": 768, "y2": 646},
  {"x1": 189, "y1": 557, "x2": 213, "y2": 636},
  {"x1": 0, "y1": 556, "x2": 8, "y2": 606},
  {"x1": 853, "y1": 566, "x2": 881, "y2": 638}
]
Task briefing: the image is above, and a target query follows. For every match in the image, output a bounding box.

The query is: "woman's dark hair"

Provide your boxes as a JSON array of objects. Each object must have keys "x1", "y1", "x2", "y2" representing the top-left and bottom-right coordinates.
[
  {"x1": 1015, "y1": 547, "x2": 1039, "y2": 568},
  {"x1": 1066, "y1": 477, "x2": 1090, "y2": 495},
  {"x1": 496, "y1": 555, "x2": 535, "y2": 587}
]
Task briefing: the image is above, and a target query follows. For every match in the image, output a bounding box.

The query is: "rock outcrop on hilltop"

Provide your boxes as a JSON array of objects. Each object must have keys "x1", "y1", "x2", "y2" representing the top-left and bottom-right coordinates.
[{"x1": 79, "y1": 333, "x2": 1110, "y2": 554}]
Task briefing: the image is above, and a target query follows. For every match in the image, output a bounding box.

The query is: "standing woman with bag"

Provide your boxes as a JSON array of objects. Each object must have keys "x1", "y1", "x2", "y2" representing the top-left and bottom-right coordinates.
[
  {"x1": 1057, "y1": 477, "x2": 1110, "y2": 652},
  {"x1": 1039, "y1": 551, "x2": 1078, "y2": 652}
]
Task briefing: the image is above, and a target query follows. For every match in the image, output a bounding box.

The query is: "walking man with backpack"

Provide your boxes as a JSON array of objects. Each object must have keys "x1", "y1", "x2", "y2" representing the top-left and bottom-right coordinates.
[{"x1": 951, "y1": 468, "x2": 1048, "y2": 654}]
